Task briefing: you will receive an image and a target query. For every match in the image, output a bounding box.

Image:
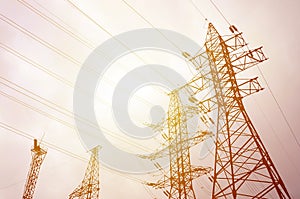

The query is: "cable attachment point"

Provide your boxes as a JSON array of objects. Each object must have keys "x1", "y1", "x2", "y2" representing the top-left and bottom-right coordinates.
[{"x1": 229, "y1": 25, "x2": 238, "y2": 33}]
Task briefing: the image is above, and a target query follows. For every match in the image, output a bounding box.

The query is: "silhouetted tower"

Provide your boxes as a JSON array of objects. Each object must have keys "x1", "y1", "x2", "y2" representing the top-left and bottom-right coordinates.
[
  {"x1": 69, "y1": 146, "x2": 100, "y2": 199},
  {"x1": 146, "y1": 91, "x2": 212, "y2": 199},
  {"x1": 23, "y1": 139, "x2": 47, "y2": 199},
  {"x1": 186, "y1": 23, "x2": 291, "y2": 198}
]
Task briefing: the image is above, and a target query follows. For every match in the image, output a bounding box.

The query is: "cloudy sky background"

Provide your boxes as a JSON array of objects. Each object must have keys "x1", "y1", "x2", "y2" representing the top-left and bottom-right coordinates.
[{"x1": 0, "y1": 0, "x2": 299, "y2": 198}]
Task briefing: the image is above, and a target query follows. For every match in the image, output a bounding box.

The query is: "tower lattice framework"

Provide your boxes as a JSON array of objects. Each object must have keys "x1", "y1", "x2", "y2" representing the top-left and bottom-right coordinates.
[
  {"x1": 69, "y1": 146, "x2": 100, "y2": 199},
  {"x1": 23, "y1": 139, "x2": 47, "y2": 199},
  {"x1": 187, "y1": 23, "x2": 291, "y2": 198},
  {"x1": 146, "y1": 91, "x2": 212, "y2": 199}
]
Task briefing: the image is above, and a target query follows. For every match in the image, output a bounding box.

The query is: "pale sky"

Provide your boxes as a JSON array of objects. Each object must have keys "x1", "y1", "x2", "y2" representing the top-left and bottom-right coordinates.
[{"x1": 0, "y1": 0, "x2": 299, "y2": 198}]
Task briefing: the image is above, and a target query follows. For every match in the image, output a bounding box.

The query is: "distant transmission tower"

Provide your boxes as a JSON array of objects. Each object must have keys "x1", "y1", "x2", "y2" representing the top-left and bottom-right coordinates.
[
  {"x1": 69, "y1": 146, "x2": 100, "y2": 199},
  {"x1": 185, "y1": 23, "x2": 291, "y2": 198},
  {"x1": 23, "y1": 139, "x2": 47, "y2": 199},
  {"x1": 146, "y1": 91, "x2": 212, "y2": 199}
]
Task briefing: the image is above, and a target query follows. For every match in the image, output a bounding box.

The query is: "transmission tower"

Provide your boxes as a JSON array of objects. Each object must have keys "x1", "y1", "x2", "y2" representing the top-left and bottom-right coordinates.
[
  {"x1": 146, "y1": 91, "x2": 212, "y2": 199},
  {"x1": 185, "y1": 23, "x2": 291, "y2": 198},
  {"x1": 23, "y1": 139, "x2": 47, "y2": 199},
  {"x1": 69, "y1": 146, "x2": 100, "y2": 199}
]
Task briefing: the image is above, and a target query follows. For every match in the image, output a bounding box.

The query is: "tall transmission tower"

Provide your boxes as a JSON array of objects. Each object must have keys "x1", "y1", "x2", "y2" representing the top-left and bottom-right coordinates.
[
  {"x1": 23, "y1": 139, "x2": 47, "y2": 199},
  {"x1": 146, "y1": 91, "x2": 212, "y2": 199},
  {"x1": 185, "y1": 23, "x2": 291, "y2": 198},
  {"x1": 69, "y1": 146, "x2": 100, "y2": 199}
]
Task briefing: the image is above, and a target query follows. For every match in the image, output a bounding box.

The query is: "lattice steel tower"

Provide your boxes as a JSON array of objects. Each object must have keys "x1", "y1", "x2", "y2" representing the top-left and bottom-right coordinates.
[
  {"x1": 186, "y1": 23, "x2": 291, "y2": 198},
  {"x1": 23, "y1": 139, "x2": 47, "y2": 199},
  {"x1": 69, "y1": 146, "x2": 100, "y2": 199},
  {"x1": 146, "y1": 91, "x2": 212, "y2": 199}
]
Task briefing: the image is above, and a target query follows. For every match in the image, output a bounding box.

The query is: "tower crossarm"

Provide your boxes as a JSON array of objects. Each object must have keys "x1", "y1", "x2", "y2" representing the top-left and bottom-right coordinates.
[
  {"x1": 236, "y1": 77, "x2": 264, "y2": 98},
  {"x1": 230, "y1": 47, "x2": 268, "y2": 73},
  {"x1": 139, "y1": 130, "x2": 212, "y2": 160},
  {"x1": 184, "y1": 131, "x2": 214, "y2": 147},
  {"x1": 190, "y1": 166, "x2": 213, "y2": 179},
  {"x1": 146, "y1": 165, "x2": 212, "y2": 189}
]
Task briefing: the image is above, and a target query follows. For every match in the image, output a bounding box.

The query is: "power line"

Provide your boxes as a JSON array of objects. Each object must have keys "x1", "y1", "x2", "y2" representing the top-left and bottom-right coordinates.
[
  {"x1": 121, "y1": 0, "x2": 183, "y2": 53},
  {"x1": 64, "y1": 0, "x2": 148, "y2": 65},
  {"x1": 0, "y1": 179, "x2": 25, "y2": 191},
  {"x1": 1, "y1": 75, "x2": 193, "y2": 177},
  {"x1": 0, "y1": 83, "x2": 153, "y2": 152},
  {"x1": 17, "y1": 0, "x2": 95, "y2": 49},
  {"x1": 257, "y1": 66, "x2": 300, "y2": 149},
  {"x1": 0, "y1": 42, "x2": 73, "y2": 87},
  {"x1": 2, "y1": 3, "x2": 174, "y2": 100},
  {"x1": 188, "y1": 0, "x2": 208, "y2": 21},
  {"x1": 252, "y1": 95, "x2": 300, "y2": 179},
  {"x1": 208, "y1": 0, "x2": 230, "y2": 26},
  {"x1": 0, "y1": 121, "x2": 146, "y2": 184},
  {"x1": 3, "y1": 0, "x2": 192, "y2": 112},
  {"x1": 0, "y1": 11, "x2": 170, "y2": 129},
  {"x1": 0, "y1": 40, "x2": 170, "y2": 161},
  {"x1": 5, "y1": 0, "x2": 202, "y2": 149},
  {"x1": 63, "y1": 0, "x2": 181, "y2": 92},
  {"x1": 0, "y1": 14, "x2": 81, "y2": 66},
  {"x1": 0, "y1": 75, "x2": 110, "y2": 131},
  {"x1": 0, "y1": 40, "x2": 162, "y2": 113}
]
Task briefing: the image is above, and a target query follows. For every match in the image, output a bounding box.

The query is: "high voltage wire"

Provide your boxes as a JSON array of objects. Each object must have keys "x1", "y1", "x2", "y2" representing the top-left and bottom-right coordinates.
[
  {"x1": 252, "y1": 95, "x2": 300, "y2": 174},
  {"x1": 0, "y1": 120, "x2": 154, "y2": 197},
  {"x1": 3, "y1": 0, "x2": 194, "y2": 108},
  {"x1": 0, "y1": 13, "x2": 127, "y2": 85},
  {"x1": 189, "y1": 0, "x2": 208, "y2": 21},
  {"x1": 0, "y1": 43, "x2": 73, "y2": 87},
  {"x1": 0, "y1": 67, "x2": 165, "y2": 152},
  {"x1": 16, "y1": 0, "x2": 168, "y2": 98},
  {"x1": 0, "y1": 41, "x2": 158, "y2": 112},
  {"x1": 0, "y1": 81, "x2": 153, "y2": 153},
  {"x1": 0, "y1": 95, "x2": 156, "y2": 198},
  {"x1": 17, "y1": 0, "x2": 94, "y2": 49},
  {"x1": 257, "y1": 66, "x2": 300, "y2": 149},
  {"x1": 0, "y1": 65, "x2": 164, "y2": 151},
  {"x1": 208, "y1": 0, "x2": 230, "y2": 26},
  {"x1": 64, "y1": 0, "x2": 147, "y2": 66},
  {"x1": 0, "y1": 1, "x2": 202, "y2": 157},
  {"x1": 0, "y1": 17, "x2": 167, "y2": 151},
  {"x1": 0, "y1": 75, "x2": 158, "y2": 153},
  {"x1": 0, "y1": 11, "x2": 167, "y2": 99},
  {"x1": 0, "y1": 73, "x2": 202, "y2": 180},
  {"x1": 0, "y1": 14, "x2": 81, "y2": 65},
  {"x1": 0, "y1": 73, "x2": 212, "y2": 168},
  {"x1": 0, "y1": 179, "x2": 25, "y2": 191},
  {"x1": 0, "y1": 121, "x2": 85, "y2": 161},
  {"x1": 121, "y1": 0, "x2": 183, "y2": 53},
  {"x1": 0, "y1": 121, "x2": 146, "y2": 185},
  {"x1": 63, "y1": 0, "x2": 181, "y2": 93},
  {"x1": 1, "y1": 2, "x2": 175, "y2": 108},
  {"x1": 0, "y1": 64, "x2": 211, "y2": 197},
  {"x1": 0, "y1": 74, "x2": 152, "y2": 137},
  {"x1": 0, "y1": 38, "x2": 205, "y2": 182}
]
